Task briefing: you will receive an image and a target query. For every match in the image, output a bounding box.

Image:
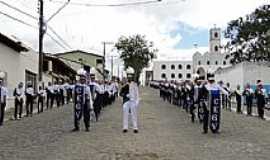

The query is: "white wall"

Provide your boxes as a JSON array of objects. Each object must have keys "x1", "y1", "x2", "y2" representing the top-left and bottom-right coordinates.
[
  {"x1": 215, "y1": 63, "x2": 243, "y2": 90},
  {"x1": 153, "y1": 60, "x2": 193, "y2": 81},
  {"x1": 215, "y1": 62, "x2": 270, "y2": 91},
  {"x1": 0, "y1": 43, "x2": 38, "y2": 109}
]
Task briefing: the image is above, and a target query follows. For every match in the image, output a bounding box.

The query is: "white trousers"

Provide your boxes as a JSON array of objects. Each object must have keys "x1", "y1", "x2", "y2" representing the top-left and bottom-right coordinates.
[{"x1": 123, "y1": 101, "x2": 138, "y2": 130}]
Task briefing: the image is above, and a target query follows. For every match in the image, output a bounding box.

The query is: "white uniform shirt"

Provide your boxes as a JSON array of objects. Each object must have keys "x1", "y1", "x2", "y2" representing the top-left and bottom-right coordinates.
[
  {"x1": 129, "y1": 82, "x2": 139, "y2": 103},
  {"x1": 38, "y1": 89, "x2": 46, "y2": 97},
  {"x1": 95, "y1": 84, "x2": 105, "y2": 94},
  {"x1": 15, "y1": 87, "x2": 24, "y2": 100},
  {"x1": 113, "y1": 82, "x2": 119, "y2": 94},
  {"x1": 205, "y1": 83, "x2": 229, "y2": 96},
  {"x1": 53, "y1": 84, "x2": 60, "y2": 93},
  {"x1": 26, "y1": 87, "x2": 34, "y2": 96},
  {"x1": 0, "y1": 86, "x2": 8, "y2": 103},
  {"x1": 47, "y1": 86, "x2": 54, "y2": 94}
]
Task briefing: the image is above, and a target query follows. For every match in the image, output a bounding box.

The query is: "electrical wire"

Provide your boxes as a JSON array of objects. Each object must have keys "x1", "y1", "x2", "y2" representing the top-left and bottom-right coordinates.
[
  {"x1": 49, "y1": 0, "x2": 162, "y2": 7},
  {"x1": 0, "y1": 11, "x2": 68, "y2": 50},
  {"x1": 0, "y1": 0, "x2": 72, "y2": 49}
]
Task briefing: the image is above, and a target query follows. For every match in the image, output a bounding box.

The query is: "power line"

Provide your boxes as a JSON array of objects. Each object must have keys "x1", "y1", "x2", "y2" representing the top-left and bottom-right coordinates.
[
  {"x1": 49, "y1": 0, "x2": 163, "y2": 7},
  {"x1": 0, "y1": 11, "x2": 68, "y2": 50},
  {"x1": 0, "y1": 1, "x2": 72, "y2": 49}
]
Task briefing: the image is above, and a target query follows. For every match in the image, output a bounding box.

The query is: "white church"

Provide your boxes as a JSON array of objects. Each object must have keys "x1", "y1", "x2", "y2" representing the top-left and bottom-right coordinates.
[
  {"x1": 151, "y1": 26, "x2": 270, "y2": 91},
  {"x1": 192, "y1": 27, "x2": 231, "y2": 79}
]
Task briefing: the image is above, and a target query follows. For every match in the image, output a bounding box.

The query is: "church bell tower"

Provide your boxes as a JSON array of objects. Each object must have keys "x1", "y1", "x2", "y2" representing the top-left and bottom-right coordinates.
[{"x1": 209, "y1": 25, "x2": 221, "y2": 54}]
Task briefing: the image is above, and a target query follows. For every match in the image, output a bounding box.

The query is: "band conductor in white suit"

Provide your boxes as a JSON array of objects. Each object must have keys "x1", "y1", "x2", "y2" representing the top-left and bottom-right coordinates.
[{"x1": 120, "y1": 67, "x2": 140, "y2": 133}]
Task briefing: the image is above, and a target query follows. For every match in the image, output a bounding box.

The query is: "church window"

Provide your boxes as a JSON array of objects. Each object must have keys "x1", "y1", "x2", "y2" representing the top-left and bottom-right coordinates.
[
  {"x1": 171, "y1": 65, "x2": 175, "y2": 70},
  {"x1": 161, "y1": 64, "x2": 166, "y2": 70},
  {"x1": 214, "y1": 32, "x2": 218, "y2": 38},
  {"x1": 198, "y1": 61, "x2": 201, "y2": 65},
  {"x1": 223, "y1": 61, "x2": 226, "y2": 65},
  {"x1": 178, "y1": 64, "x2": 182, "y2": 70},
  {"x1": 161, "y1": 73, "x2": 166, "y2": 79},
  {"x1": 215, "y1": 61, "x2": 218, "y2": 65},
  {"x1": 171, "y1": 73, "x2": 175, "y2": 79},
  {"x1": 186, "y1": 64, "x2": 191, "y2": 70},
  {"x1": 207, "y1": 61, "x2": 210, "y2": 65},
  {"x1": 215, "y1": 46, "x2": 219, "y2": 52},
  {"x1": 178, "y1": 73, "x2": 182, "y2": 79},
  {"x1": 186, "y1": 73, "x2": 191, "y2": 79}
]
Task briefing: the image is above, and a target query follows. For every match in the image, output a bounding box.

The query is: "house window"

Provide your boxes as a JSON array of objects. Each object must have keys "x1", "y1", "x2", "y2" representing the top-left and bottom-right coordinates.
[
  {"x1": 171, "y1": 73, "x2": 175, "y2": 79},
  {"x1": 186, "y1": 73, "x2": 191, "y2": 79},
  {"x1": 215, "y1": 61, "x2": 218, "y2": 65},
  {"x1": 25, "y1": 70, "x2": 37, "y2": 92},
  {"x1": 43, "y1": 61, "x2": 49, "y2": 72},
  {"x1": 207, "y1": 61, "x2": 210, "y2": 65},
  {"x1": 178, "y1": 73, "x2": 182, "y2": 79},
  {"x1": 198, "y1": 61, "x2": 201, "y2": 65},
  {"x1": 223, "y1": 61, "x2": 226, "y2": 65},
  {"x1": 171, "y1": 65, "x2": 175, "y2": 70},
  {"x1": 96, "y1": 59, "x2": 103, "y2": 66},
  {"x1": 186, "y1": 64, "x2": 191, "y2": 70},
  {"x1": 161, "y1": 73, "x2": 166, "y2": 79},
  {"x1": 178, "y1": 64, "x2": 182, "y2": 70},
  {"x1": 161, "y1": 64, "x2": 166, "y2": 70}
]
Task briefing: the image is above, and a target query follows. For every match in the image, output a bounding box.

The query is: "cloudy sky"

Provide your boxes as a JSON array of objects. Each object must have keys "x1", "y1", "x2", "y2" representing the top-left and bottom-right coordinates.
[{"x1": 0, "y1": 0, "x2": 268, "y2": 72}]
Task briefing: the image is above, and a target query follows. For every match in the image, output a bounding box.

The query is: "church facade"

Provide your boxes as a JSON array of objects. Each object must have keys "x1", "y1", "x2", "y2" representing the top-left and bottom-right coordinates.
[
  {"x1": 192, "y1": 27, "x2": 231, "y2": 79},
  {"x1": 152, "y1": 26, "x2": 231, "y2": 82}
]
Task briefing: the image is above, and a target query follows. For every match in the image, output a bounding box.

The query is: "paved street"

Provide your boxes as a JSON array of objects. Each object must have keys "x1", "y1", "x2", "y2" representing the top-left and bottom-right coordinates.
[{"x1": 1, "y1": 87, "x2": 270, "y2": 160}]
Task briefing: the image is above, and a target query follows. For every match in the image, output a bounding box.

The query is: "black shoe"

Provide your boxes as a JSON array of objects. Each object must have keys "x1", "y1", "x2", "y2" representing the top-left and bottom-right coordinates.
[
  {"x1": 202, "y1": 131, "x2": 208, "y2": 134},
  {"x1": 85, "y1": 128, "x2": 90, "y2": 132},
  {"x1": 71, "y1": 128, "x2": 79, "y2": 132},
  {"x1": 123, "y1": 129, "x2": 128, "y2": 133},
  {"x1": 134, "y1": 130, "x2": 139, "y2": 134}
]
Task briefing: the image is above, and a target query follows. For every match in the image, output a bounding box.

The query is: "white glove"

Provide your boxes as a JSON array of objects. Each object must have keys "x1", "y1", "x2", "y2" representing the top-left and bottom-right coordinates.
[{"x1": 135, "y1": 100, "x2": 139, "y2": 107}]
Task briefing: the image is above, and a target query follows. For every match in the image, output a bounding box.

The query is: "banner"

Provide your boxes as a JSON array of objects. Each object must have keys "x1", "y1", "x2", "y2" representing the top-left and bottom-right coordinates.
[
  {"x1": 198, "y1": 99, "x2": 206, "y2": 122},
  {"x1": 209, "y1": 90, "x2": 221, "y2": 133}
]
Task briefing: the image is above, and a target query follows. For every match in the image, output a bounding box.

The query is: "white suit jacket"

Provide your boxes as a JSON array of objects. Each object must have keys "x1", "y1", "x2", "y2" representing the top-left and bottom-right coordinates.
[{"x1": 129, "y1": 82, "x2": 139, "y2": 105}]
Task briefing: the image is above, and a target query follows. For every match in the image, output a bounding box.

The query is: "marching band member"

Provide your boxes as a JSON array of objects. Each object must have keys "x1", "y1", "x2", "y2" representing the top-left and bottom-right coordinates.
[
  {"x1": 72, "y1": 69, "x2": 93, "y2": 132},
  {"x1": 13, "y1": 82, "x2": 24, "y2": 119},
  {"x1": 0, "y1": 72, "x2": 7, "y2": 126}
]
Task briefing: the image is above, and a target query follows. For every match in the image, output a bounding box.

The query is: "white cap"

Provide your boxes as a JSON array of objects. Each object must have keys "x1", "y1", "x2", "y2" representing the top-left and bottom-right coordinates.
[
  {"x1": 258, "y1": 81, "x2": 263, "y2": 86},
  {"x1": 192, "y1": 73, "x2": 199, "y2": 79},
  {"x1": 126, "y1": 67, "x2": 135, "y2": 74},
  {"x1": 0, "y1": 72, "x2": 5, "y2": 79},
  {"x1": 77, "y1": 68, "x2": 86, "y2": 76},
  {"x1": 122, "y1": 71, "x2": 127, "y2": 78},
  {"x1": 90, "y1": 67, "x2": 96, "y2": 75}
]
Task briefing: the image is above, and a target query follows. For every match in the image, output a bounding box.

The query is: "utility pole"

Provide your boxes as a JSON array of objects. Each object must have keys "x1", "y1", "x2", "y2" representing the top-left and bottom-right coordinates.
[
  {"x1": 110, "y1": 55, "x2": 118, "y2": 80},
  {"x1": 102, "y1": 41, "x2": 114, "y2": 81},
  {"x1": 38, "y1": 0, "x2": 70, "y2": 82},
  {"x1": 38, "y1": 0, "x2": 44, "y2": 82},
  {"x1": 117, "y1": 65, "x2": 120, "y2": 79},
  {"x1": 111, "y1": 56, "x2": 113, "y2": 79}
]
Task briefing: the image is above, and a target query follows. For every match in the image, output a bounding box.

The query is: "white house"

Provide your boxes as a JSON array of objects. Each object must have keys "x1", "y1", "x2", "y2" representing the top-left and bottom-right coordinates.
[
  {"x1": 0, "y1": 33, "x2": 39, "y2": 109},
  {"x1": 153, "y1": 60, "x2": 193, "y2": 81}
]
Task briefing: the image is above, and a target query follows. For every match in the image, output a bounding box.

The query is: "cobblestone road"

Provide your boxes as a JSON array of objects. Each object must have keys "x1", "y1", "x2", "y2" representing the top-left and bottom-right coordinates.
[{"x1": 0, "y1": 87, "x2": 270, "y2": 160}]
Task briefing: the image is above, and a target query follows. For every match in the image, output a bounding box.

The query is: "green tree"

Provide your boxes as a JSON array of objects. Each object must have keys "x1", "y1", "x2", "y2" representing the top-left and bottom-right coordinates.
[
  {"x1": 225, "y1": 5, "x2": 270, "y2": 64},
  {"x1": 115, "y1": 34, "x2": 158, "y2": 82}
]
